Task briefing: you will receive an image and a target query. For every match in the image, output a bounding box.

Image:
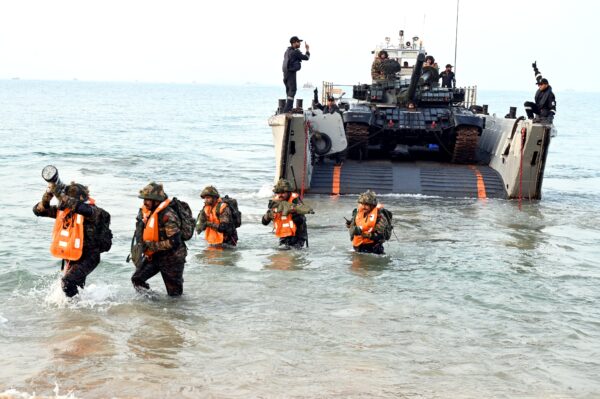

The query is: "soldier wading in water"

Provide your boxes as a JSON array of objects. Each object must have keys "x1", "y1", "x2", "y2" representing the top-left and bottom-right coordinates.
[
  {"x1": 33, "y1": 181, "x2": 112, "y2": 297},
  {"x1": 131, "y1": 182, "x2": 187, "y2": 297},
  {"x1": 346, "y1": 190, "x2": 392, "y2": 255},
  {"x1": 196, "y1": 185, "x2": 239, "y2": 247},
  {"x1": 262, "y1": 179, "x2": 313, "y2": 249}
]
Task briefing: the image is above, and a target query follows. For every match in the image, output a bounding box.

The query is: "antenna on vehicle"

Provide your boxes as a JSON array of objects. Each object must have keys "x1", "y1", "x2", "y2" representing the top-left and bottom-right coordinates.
[
  {"x1": 454, "y1": 0, "x2": 460, "y2": 74},
  {"x1": 421, "y1": 13, "x2": 426, "y2": 45}
]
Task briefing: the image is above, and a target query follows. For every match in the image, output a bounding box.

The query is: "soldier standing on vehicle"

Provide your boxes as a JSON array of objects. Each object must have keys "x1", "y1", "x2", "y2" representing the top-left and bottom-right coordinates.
[
  {"x1": 439, "y1": 64, "x2": 456, "y2": 88},
  {"x1": 313, "y1": 95, "x2": 340, "y2": 114},
  {"x1": 524, "y1": 61, "x2": 556, "y2": 121},
  {"x1": 346, "y1": 191, "x2": 392, "y2": 255},
  {"x1": 131, "y1": 182, "x2": 187, "y2": 297},
  {"x1": 262, "y1": 179, "x2": 313, "y2": 249},
  {"x1": 371, "y1": 50, "x2": 388, "y2": 81},
  {"x1": 282, "y1": 36, "x2": 310, "y2": 113},
  {"x1": 196, "y1": 185, "x2": 239, "y2": 247}
]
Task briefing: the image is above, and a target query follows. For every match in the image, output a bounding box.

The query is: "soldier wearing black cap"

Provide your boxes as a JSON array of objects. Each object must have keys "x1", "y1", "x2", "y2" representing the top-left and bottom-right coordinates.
[
  {"x1": 282, "y1": 36, "x2": 310, "y2": 113},
  {"x1": 313, "y1": 95, "x2": 340, "y2": 114},
  {"x1": 524, "y1": 61, "x2": 556, "y2": 121},
  {"x1": 439, "y1": 64, "x2": 456, "y2": 88}
]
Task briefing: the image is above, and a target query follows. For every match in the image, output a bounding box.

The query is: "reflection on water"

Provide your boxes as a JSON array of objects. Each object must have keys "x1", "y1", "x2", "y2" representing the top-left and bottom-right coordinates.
[
  {"x1": 263, "y1": 250, "x2": 309, "y2": 271},
  {"x1": 349, "y1": 252, "x2": 392, "y2": 276},
  {"x1": 127, "y1": 319, "x2": 185, "y2": 369},
  {"x1": 27, "y1": 312, "x2": 116, "y2": 394},
  {"x1": 196, "y1": 247, "x2": 241, "y2": 268}
]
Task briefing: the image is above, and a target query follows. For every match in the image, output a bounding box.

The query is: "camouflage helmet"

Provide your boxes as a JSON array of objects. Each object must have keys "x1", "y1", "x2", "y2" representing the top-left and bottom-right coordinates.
[
  {"x1": 138, "y1": 182, "x2": 167, "y2": 201},
  {"x1": 273, "y1": 178, "x2": 293, "y2": 193},
  {"x1": 200, "y1": 185, "x2": 220, "y2": 198},
  {"x1": 357, "y1": 190, "x2": 378, "y2": 206},
  {"x1": 65, "y1": 182, "x2": 89, "y2": 200}
]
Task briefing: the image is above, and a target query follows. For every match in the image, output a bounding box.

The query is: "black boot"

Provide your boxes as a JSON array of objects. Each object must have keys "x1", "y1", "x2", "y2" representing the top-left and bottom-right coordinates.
[
  {"x1": 525, "y1": 109, "x2": 534, "y2": 119},
  {"x1": 283, "y1": 99, "x2": 293, "y2": 113}
]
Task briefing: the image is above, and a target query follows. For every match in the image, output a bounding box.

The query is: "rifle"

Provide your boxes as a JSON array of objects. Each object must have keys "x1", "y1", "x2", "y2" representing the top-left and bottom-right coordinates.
[
  {"x1": 343, "y1": 217, "x2": 352, "y2": 228},
  {"x1": 126, "y1": 214, "x2": 147, "y2": 267}
]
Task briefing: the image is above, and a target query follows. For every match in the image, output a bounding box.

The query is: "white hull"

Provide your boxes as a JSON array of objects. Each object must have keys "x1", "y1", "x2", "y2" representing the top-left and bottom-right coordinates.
[{"x1": 269, "y1": 111, "x2": 554, "y2": 199}]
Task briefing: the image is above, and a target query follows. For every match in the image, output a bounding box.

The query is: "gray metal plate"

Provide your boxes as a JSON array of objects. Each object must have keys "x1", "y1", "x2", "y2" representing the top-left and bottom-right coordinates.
[{"x1": 310, "y1": 160, "x2": 506, "y2": 199}]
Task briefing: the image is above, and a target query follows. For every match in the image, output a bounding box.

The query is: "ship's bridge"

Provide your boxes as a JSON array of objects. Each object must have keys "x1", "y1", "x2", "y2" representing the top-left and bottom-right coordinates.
[{"x1": 373, "y1": 32, "x2": 424, "y2": 78}]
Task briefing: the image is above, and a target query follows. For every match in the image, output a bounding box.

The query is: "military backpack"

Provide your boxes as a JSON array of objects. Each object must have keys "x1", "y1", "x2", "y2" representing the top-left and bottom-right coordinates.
[
  {"x1": 94, "y1": 207, "x2": 113, "y2": 253},
  {"x1": 379, "y1": 207, "x2": 394, "y2": 241},
  {"x1": 169, "y1": 197, "x2": 196, "y2": 241},
  {"x1": 217, "y1": 195, "x2": 242, "y2": 228}
]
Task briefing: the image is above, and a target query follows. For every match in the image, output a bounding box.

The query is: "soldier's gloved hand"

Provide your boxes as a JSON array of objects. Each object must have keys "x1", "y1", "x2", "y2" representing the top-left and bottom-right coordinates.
[
  {"x1": 41, "y1": 190, "x2": 54, "y2": 205},
  {"x1": 352, "y1": 226, "x2": 362, "y2": 236},
  {"x1": 532, "y1": 61, "x2": 537, "y2": 70},
  {"x1": 143, "y1": 241, "x2": 160, "y2": 252},
  {"x1": 196, "y1": 220, "x2": 207, "y2": 233},
  {"x1": 345, "y1": 219, "x2": 352, "y2": 228}
]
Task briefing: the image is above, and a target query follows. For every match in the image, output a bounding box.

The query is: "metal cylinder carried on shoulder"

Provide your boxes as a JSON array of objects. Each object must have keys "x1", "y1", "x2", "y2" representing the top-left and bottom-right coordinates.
[{"x1": 41, "y1": 165, "x2": 66, "y2": 196}]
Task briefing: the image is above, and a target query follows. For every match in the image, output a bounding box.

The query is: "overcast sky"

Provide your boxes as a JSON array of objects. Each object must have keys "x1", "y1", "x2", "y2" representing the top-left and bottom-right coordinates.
[{"x1": 0, "y1": 0, "x2": 595, "y2": 91}]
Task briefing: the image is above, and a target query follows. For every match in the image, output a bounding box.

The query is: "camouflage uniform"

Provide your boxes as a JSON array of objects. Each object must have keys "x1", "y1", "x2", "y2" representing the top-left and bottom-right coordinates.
[
  {"x1": 196, "y1": 186, "x2": 238, "y2": 246},
  {"x1": 131, "y1": 183, "x2": 187, "y2": 296},
  {"x1": 262, "y1": 179, "x2": 312, "y2": 249},
  {"x1": 33, "y1": 183, "x2": 102, "y2": 297},
  {"x1": 347, "y1": 190, "x2": 389, "y2": 255},
  {"x1": 371, "y1": 58, "x2": 384, "y2": 80}
]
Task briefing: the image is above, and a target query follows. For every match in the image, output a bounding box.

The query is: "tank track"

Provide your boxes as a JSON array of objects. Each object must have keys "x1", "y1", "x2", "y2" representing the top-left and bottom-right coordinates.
[
  {"x1": 345, "y1": 123, "x2": 370, "y2": 160},
  {"x1": 451, "y1": 126, "x2": 479, "y2": 164}
]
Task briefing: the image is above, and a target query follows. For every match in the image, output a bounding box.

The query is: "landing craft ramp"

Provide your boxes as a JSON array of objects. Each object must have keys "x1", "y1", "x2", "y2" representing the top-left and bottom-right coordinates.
[{"x1": 309, "y1": 161, "x2": 506, "y2": 198}]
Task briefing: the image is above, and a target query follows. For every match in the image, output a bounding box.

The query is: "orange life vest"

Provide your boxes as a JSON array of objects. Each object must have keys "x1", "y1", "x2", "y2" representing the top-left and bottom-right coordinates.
[
  {"x1": 141, "y1": 198, "x2": 172, "y2": 256},
  {"x1": 352, "y1": 203, "x2": 383, "y2": 247},
  {"x1": 203, "y1": 199, "x2": 228, "y2": 245},
  {"x1": 272, "y1": 192, "x2": 299, "y2": 238},
  {"x1": 50, "y1": 198, "x2": 95, "y2": 261}
]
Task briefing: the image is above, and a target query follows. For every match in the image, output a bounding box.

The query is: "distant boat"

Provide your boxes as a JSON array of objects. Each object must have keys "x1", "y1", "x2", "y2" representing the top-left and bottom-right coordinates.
[{"x1": 302, "y1": 82, "x2": 314, "y2": 89}]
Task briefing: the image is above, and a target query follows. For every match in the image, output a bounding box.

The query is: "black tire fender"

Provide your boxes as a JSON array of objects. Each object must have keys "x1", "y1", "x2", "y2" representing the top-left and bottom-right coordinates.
[{"x1": 311, "y1": 133, "x2": 333, "y2": 155}]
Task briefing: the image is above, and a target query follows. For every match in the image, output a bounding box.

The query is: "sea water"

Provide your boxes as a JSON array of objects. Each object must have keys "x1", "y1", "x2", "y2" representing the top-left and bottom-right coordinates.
[{"x1": 0, "y1": 80, "x2": 599, "y2": 398}]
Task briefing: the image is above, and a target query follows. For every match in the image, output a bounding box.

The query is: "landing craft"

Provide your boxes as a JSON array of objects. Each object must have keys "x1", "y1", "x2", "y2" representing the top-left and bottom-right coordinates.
[{"x1": 268, "y1": 32, "x2": 556, "y2": 199}]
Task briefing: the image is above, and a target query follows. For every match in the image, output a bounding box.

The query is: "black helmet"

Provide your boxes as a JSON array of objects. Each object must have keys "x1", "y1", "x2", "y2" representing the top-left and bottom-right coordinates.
[{"x1": 65, "y1": 182, "x2": 89, "y2": 200}]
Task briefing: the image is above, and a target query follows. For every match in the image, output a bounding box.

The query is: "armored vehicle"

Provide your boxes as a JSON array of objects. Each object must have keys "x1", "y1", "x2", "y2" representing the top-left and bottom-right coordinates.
[{"x1": 268, "y1": 32, "x2": 556, "y2": 200}]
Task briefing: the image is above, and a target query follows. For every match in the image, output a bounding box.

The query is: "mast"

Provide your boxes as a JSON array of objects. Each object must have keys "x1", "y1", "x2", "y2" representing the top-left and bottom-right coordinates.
[{"x1": 454, "y1": 0, "x2": 460, "y2": 73}]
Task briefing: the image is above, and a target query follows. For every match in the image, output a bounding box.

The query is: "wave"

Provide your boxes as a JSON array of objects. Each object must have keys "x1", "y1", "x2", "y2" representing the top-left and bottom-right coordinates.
[{"x1": 0, "y1": 383, "x2": 78, "y2": 399}]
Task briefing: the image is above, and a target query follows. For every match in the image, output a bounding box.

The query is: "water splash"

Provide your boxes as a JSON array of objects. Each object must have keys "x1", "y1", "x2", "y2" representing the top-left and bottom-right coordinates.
[
  {"x1": 233, "y1": 183, "x2": 273, "y2": 199},
  {"x1": 0, "y1": 382, "x2": 77, "y2": 399},
  {"x1": 43, "y1": 278, "x2": 120, "y2": 310}
]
